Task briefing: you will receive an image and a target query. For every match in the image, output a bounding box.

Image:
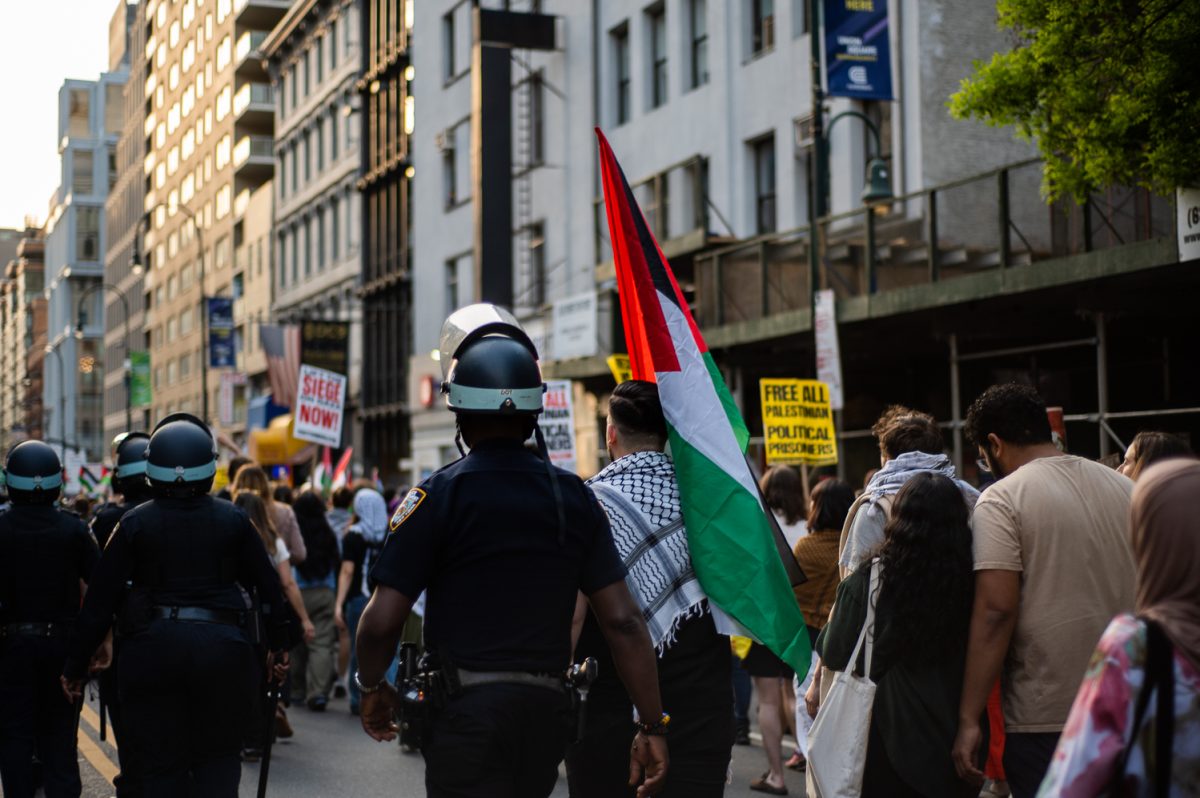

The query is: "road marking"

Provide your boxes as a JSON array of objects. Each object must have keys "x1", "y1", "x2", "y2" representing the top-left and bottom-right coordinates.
[
  {"x1": 78, "y1": 703, "x2": 120, "y2": 784},
  {"x1": 79, "y1": 704, "x2": 118, "y2": 750}
]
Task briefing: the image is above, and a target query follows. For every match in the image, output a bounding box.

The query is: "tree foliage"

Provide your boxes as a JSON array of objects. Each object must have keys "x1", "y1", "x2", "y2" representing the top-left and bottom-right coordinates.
[{"x1": 950, "y1": 0, "x2": 1200, "y2": 201}]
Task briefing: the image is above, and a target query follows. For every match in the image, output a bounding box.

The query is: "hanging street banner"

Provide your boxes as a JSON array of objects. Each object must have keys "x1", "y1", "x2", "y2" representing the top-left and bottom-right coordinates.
[
  {"x1": 293, "y1": 364, "x2": 347, "y2": 447},
  {"x1": 814, "y1": 290, "x2": 845, "y2": 410},
  {"x1": 207, "y1": 297, "x2": 236, "y2": 368},
  {"x1": 760, "y1": 379, "x2": 839, "y2": 466},
  {"x1": 219, "y1": 372, "x2": 248, "y2": 426},
  {"x1": 130, "y1": 350, "x2": 152, "y2": 406},
  {"x1": 539, "y1": 380, "x2": 577, "y2": 474},
  {"x1": 824, "y1": 0, "x2": 894, "y2": 100},
  {"x1": 300, "y1": 320, "x2": 350, "y2": 376}
]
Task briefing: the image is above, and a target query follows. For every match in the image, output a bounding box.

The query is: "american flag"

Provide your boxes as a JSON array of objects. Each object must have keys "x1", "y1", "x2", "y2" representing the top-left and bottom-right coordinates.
[{"x1": 259, "y1": 324, "x2": 302, "y2": 409}]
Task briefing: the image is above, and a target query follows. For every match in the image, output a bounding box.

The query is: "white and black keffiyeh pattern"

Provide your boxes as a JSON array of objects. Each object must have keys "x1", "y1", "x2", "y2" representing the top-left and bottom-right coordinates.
[{"x1": 588, "y1": 451, "x2": 709, "y2": 653}]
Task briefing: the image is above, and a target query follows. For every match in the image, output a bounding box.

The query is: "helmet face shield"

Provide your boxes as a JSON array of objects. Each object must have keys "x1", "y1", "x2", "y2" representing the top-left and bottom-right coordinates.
[
  {"x1": 438, "y1": 304, "x2": 537, "y2": 381},
  {"x1": 438, "y1": 304, "x2": 545, "y2": 416}
]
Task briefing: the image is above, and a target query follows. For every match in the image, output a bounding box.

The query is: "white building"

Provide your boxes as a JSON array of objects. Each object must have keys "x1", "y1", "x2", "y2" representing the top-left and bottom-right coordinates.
[
  {"x1": 44, "y1": 68, "x2": 129, "y2": 463},
  {"x1": 406, "y1": 0, "x2": 1037, "y2": 482},
  {"x1": 264, "y1": 0, "x2": 365, "y2": 452}
]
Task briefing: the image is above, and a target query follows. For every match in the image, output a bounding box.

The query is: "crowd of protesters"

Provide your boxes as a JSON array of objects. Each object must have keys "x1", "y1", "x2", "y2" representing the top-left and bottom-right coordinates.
[{"x1": 2, "y1": 378, "x2": 1195, "y2": 798}]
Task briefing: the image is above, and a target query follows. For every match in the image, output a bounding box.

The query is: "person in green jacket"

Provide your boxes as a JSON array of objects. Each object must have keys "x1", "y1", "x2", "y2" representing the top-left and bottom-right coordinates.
[{"x1": 814, "y1": 472, "x2": 982, "y2": 798}]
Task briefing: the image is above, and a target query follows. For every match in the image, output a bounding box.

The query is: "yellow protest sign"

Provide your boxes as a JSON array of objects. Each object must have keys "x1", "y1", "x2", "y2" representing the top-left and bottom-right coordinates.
[
  {"x1": 606, "y1": 354, "x2": 632, "y2": 384},
  {"x1": 760, "y1": 378, "x2": 838, "y2": 465}
]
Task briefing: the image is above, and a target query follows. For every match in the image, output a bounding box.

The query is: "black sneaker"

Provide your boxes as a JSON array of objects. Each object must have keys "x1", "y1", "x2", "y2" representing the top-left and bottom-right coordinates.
[
  {"x1": 241, "y1": 748, "x2": 262, "y2": 762},
  {"x1": 734, "y1": 720, "x2": 751, "y2": 746},
  {"x1": 307, "y1": 696, "x2": 328, "y2": 712},
  {"x1": 333, "y1": 684, "x2": 348, "y2": 699}
]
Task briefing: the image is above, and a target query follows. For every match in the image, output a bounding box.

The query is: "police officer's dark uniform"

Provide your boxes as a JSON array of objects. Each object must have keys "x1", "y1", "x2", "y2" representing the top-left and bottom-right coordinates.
[
  {"x1": 87, "y1": 432, "x2": 153, "y2": 796},
  {"x1": 363, "y1": 305, "x2": 630, "y2": 798},
  {"x1": 64, "y1": 414, "x2": 289, "y2": 798},
  {"x1": 0, "y1": 441, "x2": 100, "y2": 798}
]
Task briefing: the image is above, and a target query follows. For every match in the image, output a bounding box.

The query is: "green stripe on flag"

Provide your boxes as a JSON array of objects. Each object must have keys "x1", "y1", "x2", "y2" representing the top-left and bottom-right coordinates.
[
  {"x1": 668, "y1": 426, "x2": 811, "y2": 672},
  {"x1": 703, "y1": 352, "x2": 750, "y2": 453}
]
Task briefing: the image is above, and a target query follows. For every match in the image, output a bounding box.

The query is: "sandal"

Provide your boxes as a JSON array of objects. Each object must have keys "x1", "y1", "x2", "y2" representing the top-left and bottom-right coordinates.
[
  {"x1": 784, "y1": 752, "x2": 807, "y2": 771},
  {"x1": 750, "y1": 773, "x2": 788, "y2": 795}
]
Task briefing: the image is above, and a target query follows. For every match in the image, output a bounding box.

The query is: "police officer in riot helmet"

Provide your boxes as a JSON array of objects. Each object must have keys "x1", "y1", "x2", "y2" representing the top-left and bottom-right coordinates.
[
  {"x1": 0, "y1": 441, "x2": 101, "y2": 797},
  {"x1": 356, "y1": 304, "x2": 670, "y2": 798},
  {"x1": 62, "y1": 414, "x2": 291, "y2": 797},
  {"x1": 87, "y1": 431, "x2": 153, "y2": 796}
]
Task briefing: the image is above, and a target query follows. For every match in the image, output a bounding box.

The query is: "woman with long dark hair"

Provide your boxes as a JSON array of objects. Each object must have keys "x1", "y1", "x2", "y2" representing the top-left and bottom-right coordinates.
[
  {"x1": 813, "y1": 472, "x2": 979, "y2": 797},
  {"x1": 289, "y1": 492, "x2": 342, "y2": 710}
]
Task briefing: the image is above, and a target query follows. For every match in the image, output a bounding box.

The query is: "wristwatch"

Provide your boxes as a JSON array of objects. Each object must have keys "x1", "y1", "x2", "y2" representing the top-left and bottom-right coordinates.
[
  {"x1": 354, "y1": 670, "x2": 387, "y2": 694},
  {"x1": 635, "y1": 712, "x2": 671, "y2": 736}
]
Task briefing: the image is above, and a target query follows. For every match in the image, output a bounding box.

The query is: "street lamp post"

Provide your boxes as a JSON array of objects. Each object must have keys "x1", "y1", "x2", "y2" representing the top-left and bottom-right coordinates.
[
  {"x1": 133, "y1": 205, "x2": 210, "y2": 424},
  {"x1": 75, "y1": 282, "x2": 133, "y2": 431},
  {"x1": 43, "y1": 341, "x2": 70, "y2": 457}
]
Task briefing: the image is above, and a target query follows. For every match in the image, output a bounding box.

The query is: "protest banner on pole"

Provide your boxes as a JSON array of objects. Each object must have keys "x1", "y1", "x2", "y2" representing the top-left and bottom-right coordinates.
[
  {"x1": 606, "y1": 354, "x2": 632, "y2": 384},
  {"x1": 293, "y1": 364, "x2": 346, "y2": 447},
  {"x1": 539, "y1": 380, "x2": 577, "y2": 474},
  {"x1": 814, "y1": 289, "x2": 845, "y2": 410},
  {"x1": 760, "y1": 378, "x2": 839, "y2": 466}
]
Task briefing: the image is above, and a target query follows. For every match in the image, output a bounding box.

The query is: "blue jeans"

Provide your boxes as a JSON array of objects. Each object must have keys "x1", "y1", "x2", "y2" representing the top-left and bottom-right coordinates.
[{"x1": 345, "y1": 594, "x2": 398, "y2": 711}]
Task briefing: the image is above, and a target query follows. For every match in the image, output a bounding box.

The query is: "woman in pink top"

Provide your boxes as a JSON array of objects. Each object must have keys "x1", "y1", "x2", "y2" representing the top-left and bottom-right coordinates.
[{"x1": 1038, "y1": 459, "x2": 1200, "y2": 797}]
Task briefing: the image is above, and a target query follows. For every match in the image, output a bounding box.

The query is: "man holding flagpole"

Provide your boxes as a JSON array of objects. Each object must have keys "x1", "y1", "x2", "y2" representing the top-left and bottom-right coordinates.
[{"x1": 568, "y1": 380, "x2": 733, "y2": 797}]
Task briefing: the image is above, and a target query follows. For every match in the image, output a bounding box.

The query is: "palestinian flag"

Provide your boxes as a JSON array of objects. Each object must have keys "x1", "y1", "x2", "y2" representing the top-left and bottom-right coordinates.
[
  {"x1": 312, "y1": 446, "x2": 333, "y2": 497},
  {"x1": 79, "y1": 465, "x2": 107, "y2": 497},
  {"x1": 331, "y1": 447, "x2": 353, "y2": 490},
  {"x1": 596, "y1": 129, "x2": 811, "y2": 671}
]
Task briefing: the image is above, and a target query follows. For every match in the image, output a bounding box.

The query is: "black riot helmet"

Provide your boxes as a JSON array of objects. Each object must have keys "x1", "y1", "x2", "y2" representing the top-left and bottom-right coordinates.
[
  {"x1": 439, "y1": 304, "x2": 545, "y2": 416},
  {"x1": 4, "y1": 440, "x2": 64, "y2": 505},
  {"x1": 113, "y1": 432, "x2": 152, "y2": 499},
  {"x1": 146, "y1": 413, "x2": 218, "y2": 497}
]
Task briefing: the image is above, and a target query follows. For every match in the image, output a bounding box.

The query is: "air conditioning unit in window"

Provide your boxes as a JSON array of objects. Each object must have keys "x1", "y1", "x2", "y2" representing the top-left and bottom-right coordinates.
[
  {"x1": 794, "y1": 116, "x2": 815, "y2": 156},
  {"x1": 435, "y1": 129, "x2": 454, "y2": 153}
]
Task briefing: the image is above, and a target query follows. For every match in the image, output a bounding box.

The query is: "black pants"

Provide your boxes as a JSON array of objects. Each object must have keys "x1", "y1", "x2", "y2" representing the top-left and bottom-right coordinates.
[
  {"x1": 565, "y1": 701, "x2": 732, "y2": 798},
  {"x1": 119, "y1": 620, "x2": 258, "y2": 798},
  {"x1": 0, "y1": 635, "x2": 81, "y2": 798},
  {"x1": 99, "y1": 646, "x2": 143, "y2": 798},
  {"x1": 422, "y1": 684, "x2": 571, "y2": 798},
  {"x1": 1003, "y1": 732, "x2": 1060, "y2": 798}
]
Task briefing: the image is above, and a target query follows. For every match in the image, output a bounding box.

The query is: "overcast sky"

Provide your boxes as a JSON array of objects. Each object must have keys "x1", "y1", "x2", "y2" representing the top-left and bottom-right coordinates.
[{"x1": 0, "y1": 1, "x2": 115, "y2": 230}]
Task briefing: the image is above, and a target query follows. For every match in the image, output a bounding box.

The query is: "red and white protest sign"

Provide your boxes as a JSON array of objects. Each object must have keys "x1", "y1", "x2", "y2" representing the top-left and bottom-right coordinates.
[
  {"x1": 538, "y1": 380, "x2": 577, "y2": 474},
  {"x1": 293, "y1": 364, "x2": 346, "y2": 447}
]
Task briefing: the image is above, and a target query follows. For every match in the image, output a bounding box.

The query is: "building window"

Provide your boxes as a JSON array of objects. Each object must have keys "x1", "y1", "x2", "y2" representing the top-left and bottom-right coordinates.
[
  {"x1": 444, "y1": 257, "x2": 460, "y2": 316},
  {"x1": 613, "y1": 24, "x2": 631, "y2": 125},
  {"x1": 77, "y1": 206, "x2": 101, "y2": 261},
  {"x1": 290, "y1": 66, "x2": 297, "y2": 109},
  {"x1": 442, "y1": 132, "x2": 457, "y2": 208},
  {"x1": 528, "y1": 222, "x2": 546, "y2": 307},
  {"x1": 791, "y1": 0, "x2": 809, "y2": 36},
  {"x1": 303, "y1": 132, "x2": 311, "y2": 182},
  {"x1": 648, "y1": 5, "x2": 667, "y2": 108},
  {"x1": 690, "y1": 0, "x2": 709, "y2": 88},
  {"x1": 316, "y1": 35, "x2": 324, "y2": 83},
  {"x1": 330, "y1": 108, "x2": 339, "y2": 160},
  {"x1": 527, "y1": 72, "x2": 545, "y2": 166},
  {"x1": 330, "y1": 19, "x2": 338, "y2": 68},
  {"x1": 290, "y1": 141, "x2": 299, "y2": 193},
  {"x1": 303, "y1": 51, "x2": 310, "y2": 96},
  {"x1": 72, "y1": 149, "x2": 94, "y2": 194},
  {"x1": 278, "y1": 151, "x2": 287, "y2": 197},
  {"x1": 331, "y1": 195, "x2": 340, "y2": 258},
  {"x1": 290, "y1": 226, "x2": 299, "y2": 283},
  {"x1": 316, "y1": 121, "x2": 325, "y2": 172},
  {"x1": 753, "y1": 134, "x2": 776, "y2": 234},
  {"x1": 751, "y1": 0, "x2": 775, "y2": 55},
  {"x1": 317, "y1": 207, "x2": 326, "y2": 270},
  {"x1": 442, "y1": 11, "x2": 455, "y2": 82},
  {"x1": 304, "y1": 218, "x2": 312, "y2": 276}
]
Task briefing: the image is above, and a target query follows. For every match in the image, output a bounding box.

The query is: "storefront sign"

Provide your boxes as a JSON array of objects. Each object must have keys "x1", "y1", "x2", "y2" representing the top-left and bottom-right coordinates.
[
  {"x1": 551, "y1": 291, "x2": 598, "y2": 360},
  {"x1": 207, "y1": 297, "x2": 236, "y2": 368}
]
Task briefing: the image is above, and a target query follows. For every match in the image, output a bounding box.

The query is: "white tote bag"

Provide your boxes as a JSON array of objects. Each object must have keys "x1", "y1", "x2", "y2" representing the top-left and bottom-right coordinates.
[{"x1": 807, "y1": 560, "x2": 880, "y2": 798}]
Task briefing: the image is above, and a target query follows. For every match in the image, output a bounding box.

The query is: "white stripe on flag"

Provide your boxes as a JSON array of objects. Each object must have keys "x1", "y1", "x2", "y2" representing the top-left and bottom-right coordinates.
[{"x1": 654, "y1": 291, "x2": 764, "y2": 508}]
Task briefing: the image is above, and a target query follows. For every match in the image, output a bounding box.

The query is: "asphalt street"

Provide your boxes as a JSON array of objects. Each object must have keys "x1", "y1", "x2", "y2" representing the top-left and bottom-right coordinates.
[{"x1": 57, "y1": 689, "x2": 811, "y2": 798}]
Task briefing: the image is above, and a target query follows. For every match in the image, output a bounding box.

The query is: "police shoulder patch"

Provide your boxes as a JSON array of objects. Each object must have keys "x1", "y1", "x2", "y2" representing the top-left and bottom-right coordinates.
[{"x1": 390, "y1": 488, "x2": 427, "y2": 530}]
